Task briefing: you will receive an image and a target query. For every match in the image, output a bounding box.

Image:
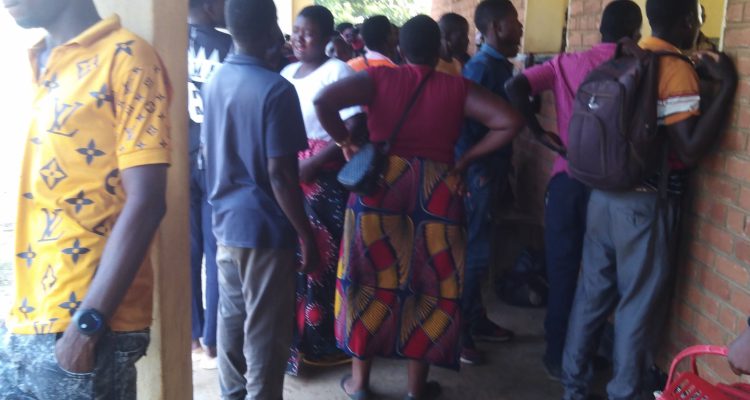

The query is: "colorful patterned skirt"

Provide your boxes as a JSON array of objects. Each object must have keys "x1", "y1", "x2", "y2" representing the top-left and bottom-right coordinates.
[
  {"x1": 287, "y1": 140, "x2": 349, "y2": 376},
  {"x1": 335, "y1": 156, "x2": 465, "y2": 369}
]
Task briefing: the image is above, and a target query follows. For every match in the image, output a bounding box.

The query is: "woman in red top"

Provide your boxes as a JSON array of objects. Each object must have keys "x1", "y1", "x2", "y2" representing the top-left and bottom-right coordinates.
[{"x1": 315, "y1": 15, "x2": 522, "y2": 400}]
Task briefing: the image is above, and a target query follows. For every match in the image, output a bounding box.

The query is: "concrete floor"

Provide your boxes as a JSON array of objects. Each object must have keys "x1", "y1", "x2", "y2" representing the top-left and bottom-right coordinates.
[{"x1": 192, "y1": 302, "x2": 564, "y2": 400}]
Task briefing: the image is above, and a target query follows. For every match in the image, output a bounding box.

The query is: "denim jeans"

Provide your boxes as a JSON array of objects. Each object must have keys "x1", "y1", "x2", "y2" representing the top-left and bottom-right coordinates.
[
  {"x1": 191, "y1": 162, "x2": 219, "y2": 347},
  {"x1": 461, "y1": 158, "x2": 510, "y2": 348},
  {"x1": 0, "y1": 323, "x2": 150, "y2": 400},
  {"x1": 543, "y1": 173, "x2": 590, "y2": 366}
]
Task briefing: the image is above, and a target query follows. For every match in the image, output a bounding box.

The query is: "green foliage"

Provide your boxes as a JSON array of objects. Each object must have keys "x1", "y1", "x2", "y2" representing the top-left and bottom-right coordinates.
[{"x1": 314, "y1": 0, "x2": 430, "y2": 26}]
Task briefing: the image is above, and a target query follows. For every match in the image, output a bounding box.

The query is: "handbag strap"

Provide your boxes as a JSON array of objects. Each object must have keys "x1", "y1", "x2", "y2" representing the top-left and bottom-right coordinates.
[{"x1": 382, "y1": 68, "x2": 435, "y2": 153}]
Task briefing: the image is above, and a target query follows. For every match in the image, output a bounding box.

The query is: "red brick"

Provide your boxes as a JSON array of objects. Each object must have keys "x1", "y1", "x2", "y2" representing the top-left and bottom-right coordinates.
[
  {"x1": 683, "y1": 260, "x2": 705, "y2": 284},
  {"x1": 582, "y1": 32, "x2": 599, "y2": 46},
  {"x1": 719, "y1": 304, "x2": 740, "y2": 332},
  {"x1": 673, "y1": 322, "x2": 700, "y2": 349},
  {"x1": 709, "y1": 199, "x2": 729, "y2": 225},
  {"x1": 739, "y1": 105, "x2": 750, "y2": 130},
  {"x1": 686, "y1": 284, "x2": 721, "y2": 315},
  {"x1": 727, "y1": 208, "x2": 746, "y2": 236},
  {"x1": 677, "y1": 301, "x2": 696, "y2": 325},
  {"x1": 715, "y1": 253, "x2": 750, "y2": 286},
  {"x1": 735, "y1": 239, "x2": 750, "y2": 265},
  {"x1": 730, "y1": 286, "x2": 750, "y2": 312},
  {"x1": 695, "y1": 312, "x2": 728, "y2": 344},
  {"x1": 570, "y1": 0, "x2": 583, "y2": 16},
  {"x1": 728, "y1": 3, "x2": 745, "y2": 22},
  {"x1": 737, "y1": 56, "x2": 750, "y2": 76},
  {"x1": 702, "y1": 268, "x2": 733, "y2": 301},
  {"x1": 583, "y1": 0, "x2": 602, "y2": 12},
  {"x1": 740, "y1": 187, "x2": 750, "y2": 211},
  {"x1": 700, "y1": 221, "x2": 734, "y2": 254},
  {"x1": 740, "y1": 80, "x2": 750, "y2": 104},
  {"x1": 703, "y1": 176, "x2": 740, "y2": 203},
  {"x1": 725, "y1": 27, "x2": 750, "y2": 48},
  {"x1": 726, "y1": 156, "x2": 750, "y2": 184},
  {"x1": 702, "y1": 152, "x2": 727, "y2": 174},
  {"x1": 690, "y1": 240, "x2": 716, "y2": 266},
  {"x1": 745, "y1": 3, "x2": 750, "y2": 22},
  {"x1": 720, "y1": 130, "x2": 747, "y2": 152}
]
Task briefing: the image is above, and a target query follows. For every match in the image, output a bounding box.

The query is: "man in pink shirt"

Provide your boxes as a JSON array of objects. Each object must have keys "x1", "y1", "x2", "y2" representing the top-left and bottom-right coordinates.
[{"x1": 505, "y1": 0, "x2": 643, "y2": 380}]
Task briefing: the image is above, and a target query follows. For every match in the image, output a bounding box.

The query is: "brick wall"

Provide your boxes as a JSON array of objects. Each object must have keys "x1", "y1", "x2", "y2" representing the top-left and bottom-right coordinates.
[
  {"x1": 431, "y1": 0, "x2": 526, "y2": 55},
  {"x1": 433, "y1": 0, "x2": 750, "y2": 383}
]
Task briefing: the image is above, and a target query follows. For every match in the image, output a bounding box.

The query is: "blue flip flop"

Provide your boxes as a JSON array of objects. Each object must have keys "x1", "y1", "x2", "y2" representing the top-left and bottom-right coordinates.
[{"x1": 340, "y1": 374, "x2": 370, "y2": 400}]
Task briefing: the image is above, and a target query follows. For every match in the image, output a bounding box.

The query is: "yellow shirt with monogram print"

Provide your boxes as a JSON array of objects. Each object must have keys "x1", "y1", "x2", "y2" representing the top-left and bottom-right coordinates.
[{"x1": 8, "y1": 15, "x2": 171, "y2": 334}]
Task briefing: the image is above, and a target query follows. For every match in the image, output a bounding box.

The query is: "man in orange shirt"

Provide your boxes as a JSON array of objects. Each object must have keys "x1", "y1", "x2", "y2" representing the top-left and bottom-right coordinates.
[
  {"x1": 561, "y1": 0, "x2": 737, "y2": 398},
  {"x1": 0, "y1": 0, "x2": 170, "y2": 398},
  {"x1": 347, "y1": 15, "x2": 398, "y2": 72}
]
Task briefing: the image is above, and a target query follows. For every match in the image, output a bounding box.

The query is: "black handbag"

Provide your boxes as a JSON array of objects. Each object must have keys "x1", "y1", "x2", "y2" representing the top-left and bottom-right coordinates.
[{"x1": 337, "y1": 70, "x2": 434, "y2": 196}]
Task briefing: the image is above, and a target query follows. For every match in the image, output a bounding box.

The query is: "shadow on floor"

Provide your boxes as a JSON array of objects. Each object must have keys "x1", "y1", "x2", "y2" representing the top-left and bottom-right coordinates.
[{"x1": 193, "y1": 302, "x2": 564, "y2": 400}]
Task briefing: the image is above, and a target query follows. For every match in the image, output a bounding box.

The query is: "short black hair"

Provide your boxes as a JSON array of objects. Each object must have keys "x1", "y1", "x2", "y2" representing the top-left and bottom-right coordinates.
[
  {"x1": 298, "y1": 5, "x2": 335, "y2": 38},
  {"x1": 400, "y1": 15, "x2": 441, "y2": 65},
  {"x1": 646, "y1": 0, "x2": 698, "y2": 32},
  {"x1": 361, "y1": 15, "x2": 391, "y2": 50},
  {"x1": 600, "y1": 0, "x2": 643, "y2": 42},
  {"x1": 438, "y1": 12, "x2": 468, "y2": 36},
  {"x1": 336, "y1": 22, "x2": 354, "y2": 33},
  {"x1": 474, "y1": 0, "x2": 516, "y2": 35},
  {"x1": 226, "y1": 0, "x2": 277, "y2": 48}
]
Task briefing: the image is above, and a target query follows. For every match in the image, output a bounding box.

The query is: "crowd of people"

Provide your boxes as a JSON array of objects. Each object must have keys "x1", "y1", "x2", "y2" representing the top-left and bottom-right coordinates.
[{"x1": 1, "y1": 0, "x2": 749, "y2": 399}]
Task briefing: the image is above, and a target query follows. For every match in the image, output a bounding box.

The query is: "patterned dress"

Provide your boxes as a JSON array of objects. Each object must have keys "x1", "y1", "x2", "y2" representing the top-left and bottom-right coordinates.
[
  {"x1": 335, "y1": 155, "x2": 465, "y2": 369},
  {"x1": 286, "y1": 139, "x2": 348, "y2": 375}
]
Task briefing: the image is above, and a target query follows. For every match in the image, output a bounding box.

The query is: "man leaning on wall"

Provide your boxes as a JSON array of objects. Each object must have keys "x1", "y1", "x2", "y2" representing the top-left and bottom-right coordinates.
[{"x1": 0, "y1": 0, "x2": 171, "y2": 398}]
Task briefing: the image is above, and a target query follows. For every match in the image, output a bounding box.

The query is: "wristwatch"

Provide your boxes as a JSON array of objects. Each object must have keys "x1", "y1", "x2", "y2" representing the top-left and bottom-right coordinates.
[{"x1": 73, "y1": 308, "x2": 106, "y2": 336}]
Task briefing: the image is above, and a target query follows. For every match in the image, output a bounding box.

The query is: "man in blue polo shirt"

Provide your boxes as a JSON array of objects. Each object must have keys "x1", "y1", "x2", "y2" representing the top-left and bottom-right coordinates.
[
  {"x1": 201, "y1": 0, "x2": 320, "y2": 398},
  {"x1": 456, "y1": 0, "x2": 522, "y2": 365}
]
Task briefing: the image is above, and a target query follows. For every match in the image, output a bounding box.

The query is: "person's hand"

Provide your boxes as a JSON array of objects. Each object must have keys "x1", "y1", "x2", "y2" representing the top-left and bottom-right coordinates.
[
  {"x1": 298, "y1": 233, "x2": 321, "y2": 274},
  {"x1": 54, "y1": 326, "x2": 98, "y2": 374},
  {"x1": 729, "y1": 325, "x2": 750, "y2": 375},
  {"x1": 533, "y1": 129, "x2": 566, "y2": 156},
  {"x1": 299, "y1": 158, "x2": 320, "y2": 183},
  {"x1": 695, "y1": 51, "x2": 738, "y2": 84},
  {"x1": 448, "y1": 161, "x2": 468, "y2": 197},
  {"x1": 342, "y1": 143, "x2": 360, "y2": 161}
]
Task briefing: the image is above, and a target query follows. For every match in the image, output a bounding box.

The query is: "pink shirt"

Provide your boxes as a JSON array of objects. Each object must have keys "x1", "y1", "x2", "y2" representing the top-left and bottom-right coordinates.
[{"x1": 523, "y1": 43, "x2": 617, "y2": 177}]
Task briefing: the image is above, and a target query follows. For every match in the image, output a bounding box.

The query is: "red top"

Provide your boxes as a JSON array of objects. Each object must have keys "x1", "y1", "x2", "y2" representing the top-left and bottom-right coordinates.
[{"x1": 366, "y1": 65, "x2": 470, "y2": 164}]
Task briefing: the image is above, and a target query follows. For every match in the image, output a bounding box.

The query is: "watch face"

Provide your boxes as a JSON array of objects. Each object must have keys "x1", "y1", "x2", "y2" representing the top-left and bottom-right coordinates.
[{"x1": 77, "y1": 310, "x2": 104, "y2": 335}]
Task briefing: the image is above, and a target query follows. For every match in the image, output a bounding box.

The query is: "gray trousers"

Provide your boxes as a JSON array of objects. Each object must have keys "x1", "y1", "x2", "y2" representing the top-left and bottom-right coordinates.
[
  {"x1": 216, "y1": 245, "x2": 296, "y2": 400},
  {"x1": 562, "y1": 190, "x2": 679, "y2": 400},
  {"x1": 0, "y1": 323, "x2": 149, "y2": 400}
]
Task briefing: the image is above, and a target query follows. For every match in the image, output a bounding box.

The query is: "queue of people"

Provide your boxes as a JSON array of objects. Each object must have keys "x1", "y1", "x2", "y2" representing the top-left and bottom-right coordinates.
[{"x1": 0, "y1": 0, "x2": 748, "y2": 399}]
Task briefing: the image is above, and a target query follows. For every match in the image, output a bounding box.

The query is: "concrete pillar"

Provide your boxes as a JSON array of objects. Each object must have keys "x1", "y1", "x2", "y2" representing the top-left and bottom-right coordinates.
[{"x1": 93, "y1": 1, "x2": 191, "y2": 399}]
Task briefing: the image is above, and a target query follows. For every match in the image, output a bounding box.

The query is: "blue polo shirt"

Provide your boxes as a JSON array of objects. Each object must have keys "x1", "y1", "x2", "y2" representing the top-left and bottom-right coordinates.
[
  {"x1": 202, "y1": 53, "x2": 308, "y2": 249},
  {"x1": 456, "y1": 44, "x2": 515, "y2": 170}
]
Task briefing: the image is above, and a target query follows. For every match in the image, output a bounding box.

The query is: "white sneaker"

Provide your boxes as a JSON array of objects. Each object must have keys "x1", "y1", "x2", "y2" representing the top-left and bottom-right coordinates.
[
  {"x1": 200, "y1": 356, "x2": 218, "y2": 370},
  {"x1": 191, "y1": 348, "x2": 203, "y2": 362}
]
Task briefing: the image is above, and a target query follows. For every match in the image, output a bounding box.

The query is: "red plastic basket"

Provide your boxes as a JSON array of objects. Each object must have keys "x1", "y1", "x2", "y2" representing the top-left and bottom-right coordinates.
[{"x1": 657, "y1": 345, "x2": 750, "y2": 400}]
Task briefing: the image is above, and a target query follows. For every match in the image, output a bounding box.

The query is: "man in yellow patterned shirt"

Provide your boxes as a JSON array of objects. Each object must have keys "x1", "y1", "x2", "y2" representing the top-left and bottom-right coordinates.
[{"x1": 0, "y1": 0, "x2": 171, "y2": 398}]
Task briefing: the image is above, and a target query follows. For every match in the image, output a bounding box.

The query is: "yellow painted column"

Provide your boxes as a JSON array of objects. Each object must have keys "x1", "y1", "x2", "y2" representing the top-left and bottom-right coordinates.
[
  {"x1": 93, "y1": 1, "x2": 191, "y2": 399},
  {"x1": 523, "y1": 0, "x2": 568, "y2": 53},
  {"x1": 276, "y1": 0, "x2": 313, "y2": 35}
]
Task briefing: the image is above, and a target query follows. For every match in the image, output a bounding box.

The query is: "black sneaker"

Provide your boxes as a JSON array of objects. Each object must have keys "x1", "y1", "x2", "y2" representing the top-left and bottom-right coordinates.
[
  {"x1": 471, "y1": 318, "x2": 514, "y2": 342},
  {"x1": 543, "y1": 358, "x2": 562, "y2": 381}
]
